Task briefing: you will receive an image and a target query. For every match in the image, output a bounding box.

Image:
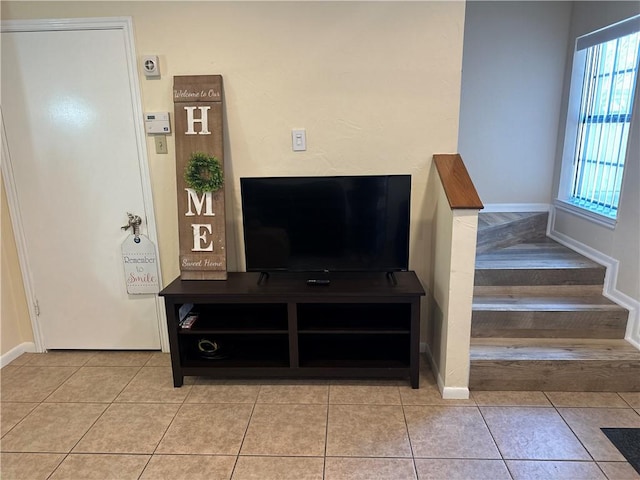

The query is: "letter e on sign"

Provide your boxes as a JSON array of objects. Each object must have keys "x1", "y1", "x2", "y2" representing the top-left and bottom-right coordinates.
[{"x1": 191, "y1": 224, "x2": 214, "y2": 251}]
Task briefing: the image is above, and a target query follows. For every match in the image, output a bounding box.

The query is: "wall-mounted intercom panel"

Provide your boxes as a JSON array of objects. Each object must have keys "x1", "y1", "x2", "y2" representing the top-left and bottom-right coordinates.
[{"x1": 144, "y1": 112, "x2": 171, "y2": 134}]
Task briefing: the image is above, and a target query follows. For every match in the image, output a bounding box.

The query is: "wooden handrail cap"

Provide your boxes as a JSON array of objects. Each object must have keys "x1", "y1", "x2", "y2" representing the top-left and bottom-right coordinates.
[{"x1": 433, "y1": 154, "x2": 484, "y2": 210}]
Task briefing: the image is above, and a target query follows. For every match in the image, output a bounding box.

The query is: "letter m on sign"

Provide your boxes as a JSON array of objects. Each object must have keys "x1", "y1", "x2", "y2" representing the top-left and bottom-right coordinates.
[{"x1": 185, "y1": 189, "x2": 215, "y2": 217}]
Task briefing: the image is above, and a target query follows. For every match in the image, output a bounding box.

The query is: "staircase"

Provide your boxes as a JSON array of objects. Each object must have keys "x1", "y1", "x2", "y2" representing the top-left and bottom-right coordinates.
[{"x1": 469, "y1": 212, "x2": 640, "y2": 391}]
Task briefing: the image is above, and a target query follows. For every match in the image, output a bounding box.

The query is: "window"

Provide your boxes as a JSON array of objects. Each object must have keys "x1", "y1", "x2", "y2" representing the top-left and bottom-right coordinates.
[{"x1": 558, "y1": 16, "x2": 640, "y2": 224}]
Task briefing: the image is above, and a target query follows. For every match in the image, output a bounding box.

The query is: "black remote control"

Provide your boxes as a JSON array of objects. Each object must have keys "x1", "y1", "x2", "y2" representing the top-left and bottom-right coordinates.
[{"x1": 307, "y1": 279, "x2": 331, "y2": 286}]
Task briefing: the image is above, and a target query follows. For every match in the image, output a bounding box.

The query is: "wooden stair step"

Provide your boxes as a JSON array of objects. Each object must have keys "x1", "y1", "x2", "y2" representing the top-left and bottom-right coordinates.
[
  {"x1": 470, "y1": 338, "x2": 638, "y2": 360},
  {"x1": 477, "y1": 212, "x2": 548, "y2": 253},
  {"x1": 473, "y1": 295, "x2": 624, "y2": 311},
  {"x1": 469, "y1": 338, "x2": 640, "y2": 391},
  {"x1": 474, "y1": 285, "x2": 605, "y2": 296},
  {"x1": 472, "y1": 295, "x2": 628, "y2": 339},
  {"x1": 478, "y1": 212, "x2": 543, "y2": 231},
  {"x1": 474, "y1": 240, "x2": 605, "y2": 286},
  {"x1": 474, "y1": 267, "x2": 606, "y2": 286},
  {"x1": 475, "y1": 239, "x2": 604, "y2": 267}
]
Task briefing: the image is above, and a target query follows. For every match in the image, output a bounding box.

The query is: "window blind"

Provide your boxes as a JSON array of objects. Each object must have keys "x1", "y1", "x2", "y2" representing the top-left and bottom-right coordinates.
[
  {"x1": 577, "y1": 15, "x2": 640, "y2": 51},
  {"x1": 570, "y1": 29, "x2": 640, "y2": 218}
]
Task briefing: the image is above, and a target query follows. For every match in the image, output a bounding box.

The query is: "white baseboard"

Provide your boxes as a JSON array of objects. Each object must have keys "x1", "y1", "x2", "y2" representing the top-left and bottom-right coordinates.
[
  {"x1": 1, "y1": 342, "x2": 36, "y2": 368},
  {"x1": 548, "y1": 225, "x2": 618, "y2": 280},
  {"x1": 422, "y1": 344, "x2": 471, "y2": 399},
  {"x1": 481, "y1": 203, "x2": 551, "y2": 213},
  {"x1": 548, "y1": 223, "x2": 640, "y2": 347},
  {"x1": 435, "y1": 369, "x2": 470, "y2": 399},
  {"x1": 441, "y1": 385, "x2": 471, "y2": 400}
]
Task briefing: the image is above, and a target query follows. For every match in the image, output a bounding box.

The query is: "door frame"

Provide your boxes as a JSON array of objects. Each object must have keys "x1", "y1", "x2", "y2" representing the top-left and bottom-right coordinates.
[{"x1": 1, "y1": 17, "x2": 169, "y2": 352}]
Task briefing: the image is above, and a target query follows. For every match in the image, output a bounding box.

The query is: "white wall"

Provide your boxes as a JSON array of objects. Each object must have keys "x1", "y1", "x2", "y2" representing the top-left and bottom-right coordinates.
[
  {"x1": 458, "y1": 1, "x2": 572, "y2": 205},
  {"x1": 1, "y1": 1, "x2": 466, "y2": 355},
  {"x1": 551, "y1": 2, "x2": 640, "y2": 336}
]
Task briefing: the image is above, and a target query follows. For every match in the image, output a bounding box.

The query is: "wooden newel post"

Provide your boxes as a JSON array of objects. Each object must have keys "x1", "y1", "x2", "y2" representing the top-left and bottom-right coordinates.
[{"x1": 173, "y1": 75, "x2": 227, "y2": 280}]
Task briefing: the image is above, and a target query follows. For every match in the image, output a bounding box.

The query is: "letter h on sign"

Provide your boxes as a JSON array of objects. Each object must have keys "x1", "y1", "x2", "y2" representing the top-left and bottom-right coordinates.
[{"x1": 184, "y1": 106, "x2": 211, "y2": 135}]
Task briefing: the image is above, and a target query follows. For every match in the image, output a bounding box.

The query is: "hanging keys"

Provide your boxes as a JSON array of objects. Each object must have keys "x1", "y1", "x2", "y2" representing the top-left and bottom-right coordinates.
[{"x1": 121, "y1": 213, "x2": 143, "y2": 243}]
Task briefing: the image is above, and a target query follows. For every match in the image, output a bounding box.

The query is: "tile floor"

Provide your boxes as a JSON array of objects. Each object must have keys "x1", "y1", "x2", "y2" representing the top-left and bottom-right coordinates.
[{"x1": 1, "y1": 351, "x2": 640, "y2": 479}]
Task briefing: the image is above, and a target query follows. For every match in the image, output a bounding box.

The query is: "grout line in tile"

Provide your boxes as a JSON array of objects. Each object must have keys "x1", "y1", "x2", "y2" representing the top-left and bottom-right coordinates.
[
  {"x1": 542, "y1": 391, "x2": 556, "y2": 409},
  {"x1": 238, "y1": 453, "x2": 323, "y2": 456},
  {"x1": 142, "y1": 352, "x2": 158, "y2": 367},
  {"x1": 544, "y1": 390, "x2": 638, "y2": 409},
  {"x1": 137, "y1": 368, "x2": 192, "y2": 479},
  {"x1": 476, "y1": 404, "x2": 509, "y2": 462},
  {"x1": 136, "y1": 452, "x2": 156, "y2": 477},
  {"x1": 400, "y1": 404, "x2": 420, "y2": 480},
  {"x1": 324, "y1": 454, "x2": 428, "y2": 459},
  {"x1": 150, "y1": 369, "x2": 193, "y2": 447},
  {"x1": 0, "y1": 404, "x2": 38, "y2": 440},
  {"x1": 59, "y1": 402, "x2": 112, "y2": 456},
  {"x1": 505, "y1": 461, "x2": 517, "y2": 480},
  {"x1": 594, "y1": 460, "x2": 612, "y2": 480},
  {"x1": 113, "y1": 365, "x2": 144, "y2": 400},
  {"x1": 551, "y1": 403, "x2": 598, "y2": 464},
  {"x1": 116, "y1": 452, "x2": 232, "y2": 457},
  {"x1": 41, "y1": 395, "x2": 104, "y2": 480},
  {"x1": 615, "y1": 391, "x2": 636, "y2": 409},
  {"x1": 323, "y1": 394, "x2": 330, "y2": 480},
  {"x1": 45, "y1": 454, "x2": 67, "y2": 480},
  {"x1": 144, "y1": 405, "x2": 185, "y2": 456},
  {"x1": 38, "y1": 368, "x2": 80, "y2": 404},
  {"x1": 235, "y1": 454, "x2": 327, "y2": 458},
  {"x1": 228, "y1": 387, "x2": 259, "y2": 478},
  {"x1": 43, "y1": 365, "x2": 144, "y2": 405}
]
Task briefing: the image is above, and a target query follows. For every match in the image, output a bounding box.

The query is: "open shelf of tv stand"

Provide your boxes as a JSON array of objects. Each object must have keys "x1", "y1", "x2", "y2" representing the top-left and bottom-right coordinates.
[{"x1": 159, "y1": 271, "x2": 425, "y2": 388}]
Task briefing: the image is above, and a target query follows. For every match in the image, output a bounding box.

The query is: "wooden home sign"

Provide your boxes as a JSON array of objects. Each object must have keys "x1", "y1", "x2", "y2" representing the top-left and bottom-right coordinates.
[{"x1": 173, "y1": 75, "x2": 227, "y2": 280}]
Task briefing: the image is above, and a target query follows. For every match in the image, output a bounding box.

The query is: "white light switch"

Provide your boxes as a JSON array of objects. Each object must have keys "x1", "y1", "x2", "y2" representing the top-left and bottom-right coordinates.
[{"x1": 292, "y1": 129, "x2": 306, "y2": 151}]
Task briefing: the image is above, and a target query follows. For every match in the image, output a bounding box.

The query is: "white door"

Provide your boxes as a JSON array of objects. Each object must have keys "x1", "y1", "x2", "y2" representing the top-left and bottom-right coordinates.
[{"x1": 1, "y1": 19, "x2": 164, "y2": 350}]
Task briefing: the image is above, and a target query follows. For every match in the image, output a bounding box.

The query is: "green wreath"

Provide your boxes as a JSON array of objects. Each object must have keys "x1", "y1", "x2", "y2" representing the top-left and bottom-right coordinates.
[{"x1": 184, "y1": 152, "x2": 224, "y2": 194}]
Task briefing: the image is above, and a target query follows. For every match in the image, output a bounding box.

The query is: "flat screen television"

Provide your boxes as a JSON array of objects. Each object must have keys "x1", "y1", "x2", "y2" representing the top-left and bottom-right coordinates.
[{"x1": 240, "y1": 175, "x2": 411, "y2": 273}]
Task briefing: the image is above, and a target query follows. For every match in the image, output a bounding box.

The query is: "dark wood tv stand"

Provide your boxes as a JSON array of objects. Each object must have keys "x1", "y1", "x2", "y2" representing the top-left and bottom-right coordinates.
[{"x1": 159, "y1": 271, "x2": 425, "y2": 388}]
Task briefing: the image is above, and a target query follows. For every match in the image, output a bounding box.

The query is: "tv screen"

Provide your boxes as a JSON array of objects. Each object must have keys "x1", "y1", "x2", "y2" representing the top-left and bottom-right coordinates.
[{"x1": 240, "y1": 175, "x2": 411, "y2": 273}]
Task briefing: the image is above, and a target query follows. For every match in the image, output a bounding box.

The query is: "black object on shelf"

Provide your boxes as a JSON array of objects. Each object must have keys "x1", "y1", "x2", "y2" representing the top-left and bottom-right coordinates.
[{"x1": 196, "y1": 338, "x2": 229, "y2": 360}]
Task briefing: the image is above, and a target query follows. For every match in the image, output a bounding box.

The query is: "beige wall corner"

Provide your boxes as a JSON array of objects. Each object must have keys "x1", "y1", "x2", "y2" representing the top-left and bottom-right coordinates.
[{"x1": 1, "y1": 177, "x2": 34, "y2": 359}]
